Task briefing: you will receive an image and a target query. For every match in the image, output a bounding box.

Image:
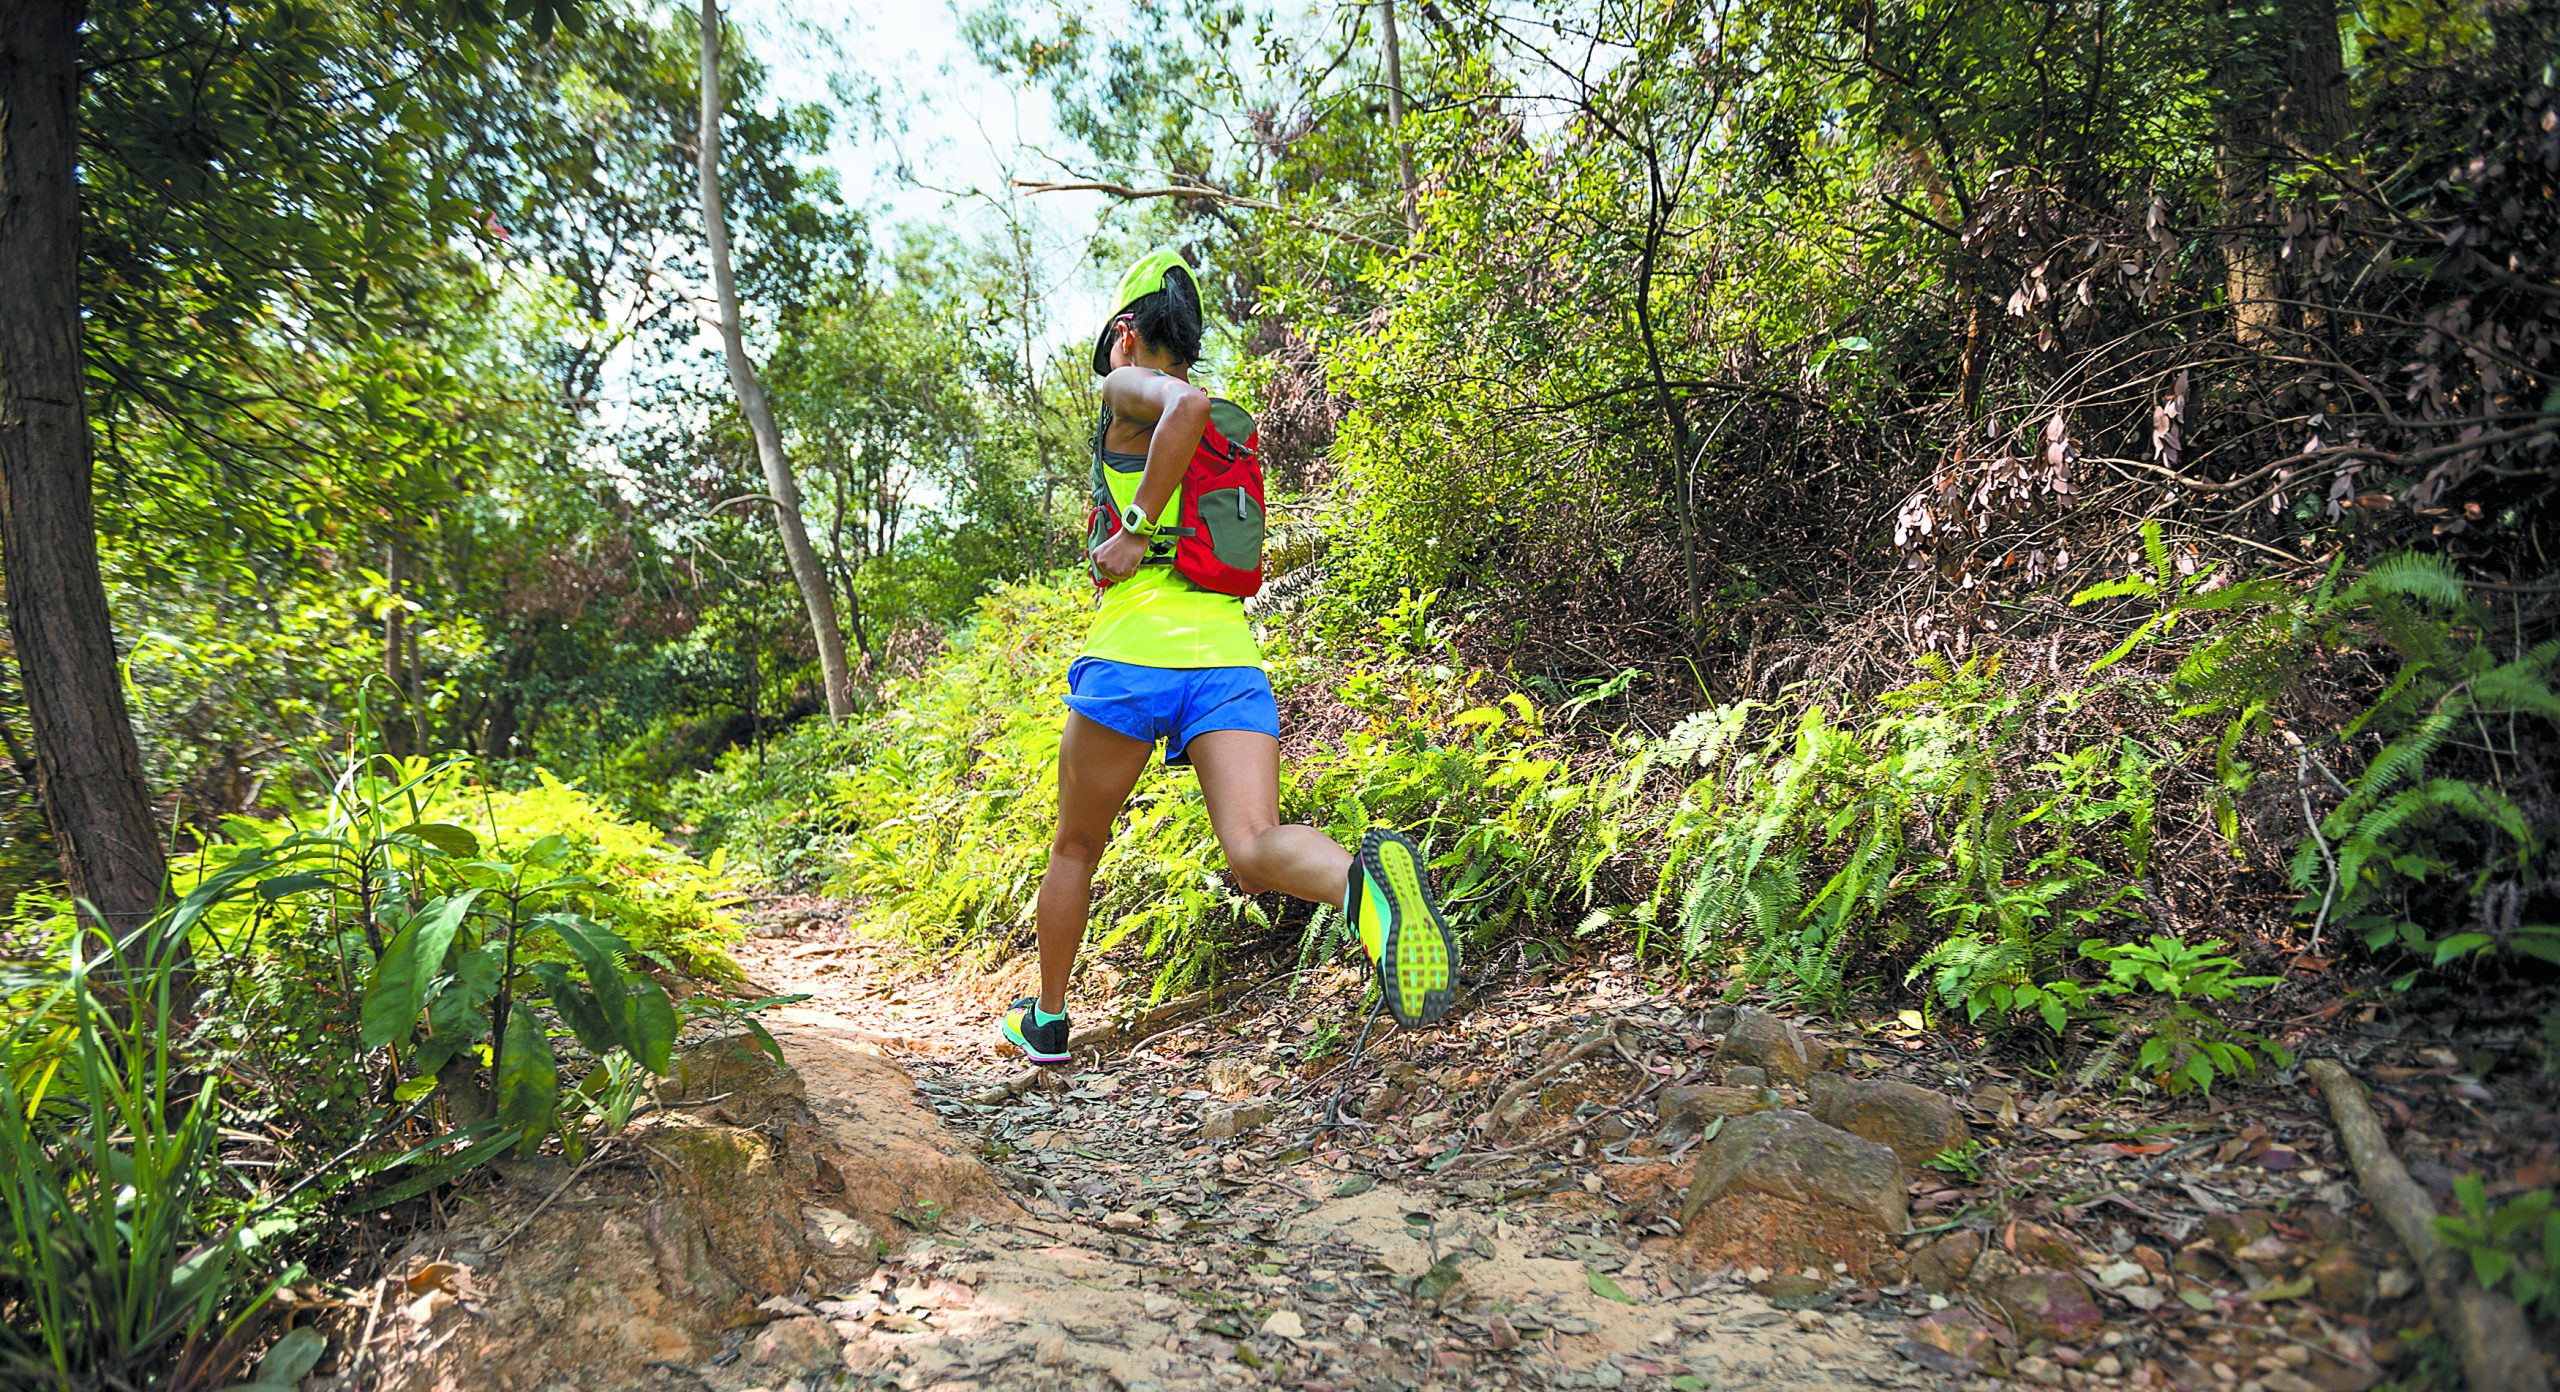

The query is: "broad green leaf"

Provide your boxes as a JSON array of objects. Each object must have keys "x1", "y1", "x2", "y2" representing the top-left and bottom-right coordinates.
[
  {"x1": 253, "y1": 872, "x2": 336, "y2": 902},
  {"x1": 2467, "y1": 1247, "x2": 2512, "y2": 1289},
  {"x1": 1586, "y1": 1267, "x2": 1635, "y2": 1304},
  {"x1": 527, "y1": 962, "x2": 618, "y2": 1058},
  {"x1": 496, "y1": 1010, "x2": 558, "y2": 1155},
  {"x1": 360, "y1": 890, "x2": 481, "y2": 1049},
  {"x1": 2432, "y1": 933, "x2": 2493, "y2": 964},
  {"x1": 393, "y1": 822, "x2": 481, "y2": 858},
  {"x1": 220, "y1": 1326, "x2": 327, "y2": 1391},
  {"x1": 2250, "y1": 1275, "x2": 2313, "y2": 1301},
  {"x1": 620, "y1": 975, "x2": 678, "y2": 1073}
]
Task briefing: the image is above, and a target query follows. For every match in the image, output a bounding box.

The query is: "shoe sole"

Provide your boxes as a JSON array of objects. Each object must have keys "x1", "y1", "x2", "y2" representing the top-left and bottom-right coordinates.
[{"x1": 1362, "y1": 830, "x2": 1458, "y2": 1028}]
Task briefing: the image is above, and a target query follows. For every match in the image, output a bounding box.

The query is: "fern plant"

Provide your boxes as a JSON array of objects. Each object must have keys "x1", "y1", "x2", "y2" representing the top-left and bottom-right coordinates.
[
  {"x1": 2074, "y1": 530, "x2": 2556, "y2": 979},
  {"x1": 1652, "y1": 654, "x2": 2159, "y2": 1019},
  {"x1": 2282, "y1": 563, "x2": 2558, "y2": 971}
]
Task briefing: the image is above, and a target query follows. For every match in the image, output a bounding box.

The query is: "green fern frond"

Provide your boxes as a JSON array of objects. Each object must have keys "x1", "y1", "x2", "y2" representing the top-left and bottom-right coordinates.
[
  {"x1": 2073, "y1": 1021, "x2": 2151, "y2": 1091},
  {"x1": 2141, "y1": 519, "x2": 2172, "y2": 591},
  {"x1": 2070, "y1": 574, "x2": 2159, "y2": 607},
  {"x1": 2341, "y1": 552, "x2": 2470, "y2": 611},
  {"x1": 2354, "y1": 778, "x2": 2537, "y2": 860},
  {"x1": 2176, "y1": 578, "x2": 2293, "y2": 613},
  {"x1": 2351, "y1": 705, "x2": 2462, "y2": 805},
  {"x1": 2474, "y1": 656, "x2": 2560, "y2": 722}
]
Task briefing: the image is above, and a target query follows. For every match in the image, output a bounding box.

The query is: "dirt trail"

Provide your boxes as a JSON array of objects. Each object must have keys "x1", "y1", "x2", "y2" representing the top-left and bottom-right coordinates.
[{"x1": 729, "y1": 903, "x2": 1950, "y2": 1392}]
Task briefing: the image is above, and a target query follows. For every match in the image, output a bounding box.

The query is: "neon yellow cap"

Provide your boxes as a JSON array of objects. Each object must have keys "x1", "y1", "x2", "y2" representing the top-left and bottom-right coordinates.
[{"x1": 1092, "y1": 247, "x2": 1192, "y2": 375}]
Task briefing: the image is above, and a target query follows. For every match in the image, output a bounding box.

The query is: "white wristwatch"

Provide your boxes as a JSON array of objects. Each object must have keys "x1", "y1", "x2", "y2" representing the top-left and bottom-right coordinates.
[{"x1": 1120, "y1": 502, "x2": 1157, "y2": 538}]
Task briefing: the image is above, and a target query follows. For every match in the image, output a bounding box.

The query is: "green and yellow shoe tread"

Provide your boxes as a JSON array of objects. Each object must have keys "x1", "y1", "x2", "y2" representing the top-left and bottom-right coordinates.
[{"x1": 1358, "y1": 829, "x2": 1457, "y2": 1028}]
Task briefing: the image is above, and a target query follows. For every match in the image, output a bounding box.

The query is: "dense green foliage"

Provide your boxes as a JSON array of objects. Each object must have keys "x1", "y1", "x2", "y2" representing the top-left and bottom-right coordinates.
[{"x1": 2, "y1": 744, "x2": 762, "y2": 1388}]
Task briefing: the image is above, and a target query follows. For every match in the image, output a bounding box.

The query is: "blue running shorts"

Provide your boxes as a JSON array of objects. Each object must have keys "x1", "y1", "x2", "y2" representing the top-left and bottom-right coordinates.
[{"x1": 1064, "y1": 657, "x2": 1280, "y2": 766}]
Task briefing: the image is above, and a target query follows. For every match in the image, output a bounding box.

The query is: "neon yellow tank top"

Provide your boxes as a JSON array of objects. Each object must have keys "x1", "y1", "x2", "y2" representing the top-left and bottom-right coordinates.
[{"x1": 1081, "y1": 567, "x2": 1262, "y2": 668}]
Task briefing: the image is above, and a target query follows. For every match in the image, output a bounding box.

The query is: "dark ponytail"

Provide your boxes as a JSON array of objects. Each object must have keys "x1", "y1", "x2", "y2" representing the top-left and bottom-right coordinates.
[{"x1": 1127, "y1": 262, "x2": 1204, "y2": 368}]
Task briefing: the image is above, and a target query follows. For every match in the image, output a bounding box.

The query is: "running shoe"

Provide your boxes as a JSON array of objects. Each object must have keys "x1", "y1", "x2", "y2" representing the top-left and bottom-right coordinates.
[
  {"x1": 1349, "y1": 828, "x2": 1460, "y2": 1028},
  {"x1": 1000, "y1": 997, "x2": 1072, "y2": 1065}
]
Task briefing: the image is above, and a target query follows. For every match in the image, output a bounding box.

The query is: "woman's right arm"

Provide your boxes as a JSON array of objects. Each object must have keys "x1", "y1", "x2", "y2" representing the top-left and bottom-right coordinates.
[{"x1": 1101, "y1": 366, "x2": 1210, "y2": 528}]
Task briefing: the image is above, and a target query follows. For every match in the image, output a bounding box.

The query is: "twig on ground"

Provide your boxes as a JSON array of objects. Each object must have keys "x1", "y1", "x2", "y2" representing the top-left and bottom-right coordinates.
[
  {"x1": 2292, "y1": 746, "x2": 2340, "y2": 952},
  {"x1": 491, "y1": 1143, "x2": 618, "y2": 1252},
  {"x1": 346, "y1": 1276, "x2": 391, "y2": 1384},
  {"x1": 2306, "y1": 1057, "x2": 2548, "y2": 1392},
  {"x1": 1477, "y1": 1019, "x2": 1636, "y2": 1135}
]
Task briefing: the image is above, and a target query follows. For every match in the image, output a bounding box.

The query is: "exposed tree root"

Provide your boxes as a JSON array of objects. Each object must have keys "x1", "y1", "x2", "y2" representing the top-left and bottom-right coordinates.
[{"x1": 2306, "y1": 1058, "x2": 2548, "y2": 1392}]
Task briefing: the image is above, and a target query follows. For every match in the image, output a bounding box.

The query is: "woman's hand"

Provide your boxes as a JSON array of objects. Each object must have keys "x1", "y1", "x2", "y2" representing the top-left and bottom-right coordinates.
[{"x1": 1092, "y1": 529, "x2": 1147, "y2": 583}]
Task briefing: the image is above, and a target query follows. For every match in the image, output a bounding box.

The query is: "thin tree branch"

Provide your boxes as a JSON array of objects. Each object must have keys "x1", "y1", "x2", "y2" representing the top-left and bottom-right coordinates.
[{"x1": 1009, "y1": 178, "x2": 1398, "y2": 251}]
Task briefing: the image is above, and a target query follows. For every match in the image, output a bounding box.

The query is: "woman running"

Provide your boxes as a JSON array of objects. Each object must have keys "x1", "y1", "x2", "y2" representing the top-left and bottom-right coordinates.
[{"x1": 1000, "y1": 248, "x2": 1458, "y2": 1064}]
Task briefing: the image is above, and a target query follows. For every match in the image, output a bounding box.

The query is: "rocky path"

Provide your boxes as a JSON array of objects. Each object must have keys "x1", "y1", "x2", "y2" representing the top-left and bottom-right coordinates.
[
  {"x1": 713, "y1": 904, "x2": 1951, "y2": 1392},
  {"x1": 366, "y1": 896, "x2": 2442, "y2": 1392}
]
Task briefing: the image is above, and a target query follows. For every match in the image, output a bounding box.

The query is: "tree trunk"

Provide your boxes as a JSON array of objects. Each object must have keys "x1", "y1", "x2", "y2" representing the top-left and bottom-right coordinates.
[
  {"x1": 382, "y1": 538, "x2": 412, "y2": 756},
  {"x1": 1378, "y1": 0, "x2": 1418, "y2": 229},
  {"x1": 2216, "y1": 0, "x2": 2350, "y2": 347},
  {"x1": 695, "y1": 0, "x2": 852, "y2": 722},
  {"x1": 0, "y1": 0, "x2": 171, "y2": 946}
]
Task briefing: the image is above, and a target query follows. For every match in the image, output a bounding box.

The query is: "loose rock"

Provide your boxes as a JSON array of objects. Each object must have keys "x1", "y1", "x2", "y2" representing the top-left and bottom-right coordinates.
[
  {"x1": 1983, "y1": 1270, "x2": 2104, "y2": 1345},
  {"x1": 1679, "y1": 1110, "x2": 1906, "y2": 1274},
  {"x1": 1717, "y1": 1009, "x2": 1832, "y2": 1085},
  {"x1": 1201, "y1": 1101, "x2": 1274, "y2": 1139},
  {"x1": 1806, "y1": 1076, "x2": 1969, "y2": 1170},
  {"x1": 2006, "y1": 1220, "x2": 2091, "y2": 1272},
  {"x1": 1909, "y1": 1307, "x2": 1995, "y2": 1360},
  {"x1": 1658, "y1": 1084, "x2": 1777, "y2": 1132},
  {"x1": 1907, "y1": 1230, "x2": 1983, "y2": 1293},
  {"x1": 748, "y1": 1316, "x2": 840, "y2": 1374},
  {"x1": 2306, "y1": 1243, "x2": 2375, "y2": 1306}
]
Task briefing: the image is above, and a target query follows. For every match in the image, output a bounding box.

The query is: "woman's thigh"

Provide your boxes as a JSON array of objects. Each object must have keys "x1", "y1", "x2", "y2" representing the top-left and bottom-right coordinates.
[
  {"x1": 1185, "y1": 729, "x2": 1282, "y2": 848},
  {"x1": 1052, "y1": 710, "x2": 1154, "y2": 861}
]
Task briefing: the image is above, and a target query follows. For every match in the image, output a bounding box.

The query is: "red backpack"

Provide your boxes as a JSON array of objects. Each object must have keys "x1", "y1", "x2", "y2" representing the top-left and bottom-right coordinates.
[{"x1": 1086, "y1": 396, "x2": 1265, "y2": 598}]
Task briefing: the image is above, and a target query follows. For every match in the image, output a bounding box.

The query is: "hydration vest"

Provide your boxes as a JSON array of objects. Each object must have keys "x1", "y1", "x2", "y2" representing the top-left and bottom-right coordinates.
[{"x1": 1086, "y1": 394, "x2": 1265, "y2": 598}]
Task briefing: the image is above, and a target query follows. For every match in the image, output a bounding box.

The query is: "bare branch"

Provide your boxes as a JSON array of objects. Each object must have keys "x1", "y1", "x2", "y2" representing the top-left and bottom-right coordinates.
[{"x1": 1010, "y1": 178, "x2": 1399, "y2": 252}]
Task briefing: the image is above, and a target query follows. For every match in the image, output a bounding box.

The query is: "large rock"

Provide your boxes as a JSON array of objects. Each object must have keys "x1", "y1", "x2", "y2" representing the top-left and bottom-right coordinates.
[
  {"x1": 1676, "y1": 1110, "x2": 1907, "y2": 1276},
  {"x1": 370, "y1": 1122, "x2": 815, "y2": 1392},
  {"x1": 761, "y1": 1009, "x2": 1017, "y2": 1241},
  {"x1": 1807, "y1": 1075, "x2": 1969, "y2": 1170},
  {"x1": 370, "y1": 1027, "x2": 1011, "y2": 1392},
  {"x1": 1716, "y1": 1008, "x2": 1832, "y2": 1085}
]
